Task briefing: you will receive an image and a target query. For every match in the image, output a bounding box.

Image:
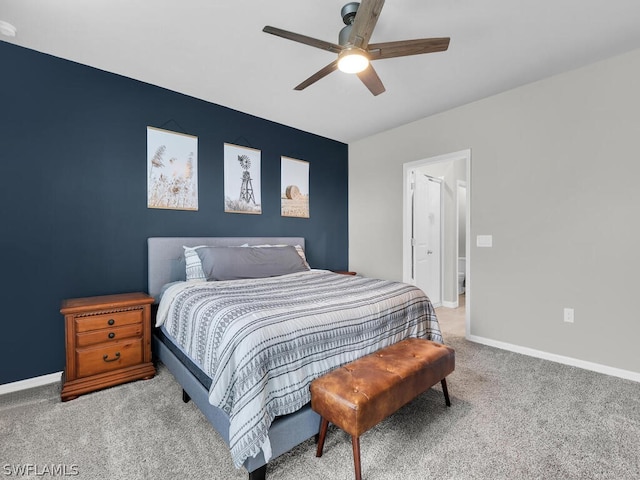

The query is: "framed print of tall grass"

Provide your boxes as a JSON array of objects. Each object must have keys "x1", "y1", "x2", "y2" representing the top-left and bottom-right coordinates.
[
  {"x1": 224, "y1": 143, "x2": 262, "y2": 214},
  {"x1": 281, "y1": 156, "x2": 309, "y2": 218},
  {"x1": 147, "y1": 126, "x2": 198, "y2": 210}
]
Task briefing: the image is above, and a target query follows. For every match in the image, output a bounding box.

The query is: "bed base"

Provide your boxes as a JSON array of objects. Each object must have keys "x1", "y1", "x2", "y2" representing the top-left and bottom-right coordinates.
[
  {"x1": 153, "y1": 334, "x2": 321, "y2": 480},
  {"x1": 179, "y1": 390, "x2": 268, "y2": 480}
]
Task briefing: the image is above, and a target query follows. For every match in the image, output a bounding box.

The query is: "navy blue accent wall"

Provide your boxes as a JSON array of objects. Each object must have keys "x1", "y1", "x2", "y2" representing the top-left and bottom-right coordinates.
[{"x1": 0, "y1": 42, "x2": 348, "y2": 385}]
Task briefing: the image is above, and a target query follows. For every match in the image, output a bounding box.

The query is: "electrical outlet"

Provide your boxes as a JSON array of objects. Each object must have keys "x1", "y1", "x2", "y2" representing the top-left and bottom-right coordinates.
[{"x1": 563, "y1": 308, "x2": 574, "y2": 323}]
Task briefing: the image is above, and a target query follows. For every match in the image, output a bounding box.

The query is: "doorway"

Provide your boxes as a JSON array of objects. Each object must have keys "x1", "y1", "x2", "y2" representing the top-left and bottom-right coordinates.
[{"x1": 402, "y1": 149, "x2": 471, "y2": 336}]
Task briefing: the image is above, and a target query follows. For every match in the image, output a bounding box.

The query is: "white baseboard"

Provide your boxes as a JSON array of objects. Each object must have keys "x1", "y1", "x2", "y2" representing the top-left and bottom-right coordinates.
[
  {"x1": 466, "y1": 334, "x2": 640, "y2": 383},
  {"x1": 442, "y1": 300, "x2": 459, "y2": 308},
  {"x1": 0, "y1": 371, "x2": 62, "y2": 396}
]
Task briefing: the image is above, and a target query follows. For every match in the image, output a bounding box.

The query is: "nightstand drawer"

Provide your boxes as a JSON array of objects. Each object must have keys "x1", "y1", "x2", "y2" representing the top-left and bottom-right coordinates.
[
  {"x1": 75, "y1": 309, "x2": 143, "y2": 333},
  {"x1": 76, "y1": 323, "x2": 143, "y2": 347},
  {"x1": 76, "y1": 338, "x2": 143, "y2": 377}
]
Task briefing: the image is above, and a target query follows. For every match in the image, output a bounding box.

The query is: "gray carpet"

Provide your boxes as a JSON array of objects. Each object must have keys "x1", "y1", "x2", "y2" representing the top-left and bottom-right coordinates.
[{"x1": 2, "y1": 309, "x2": 639, "y2": 480}]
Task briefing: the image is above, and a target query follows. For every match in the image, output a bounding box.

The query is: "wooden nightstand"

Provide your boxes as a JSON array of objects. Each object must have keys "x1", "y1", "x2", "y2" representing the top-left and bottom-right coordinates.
[{"x1": 60, "y1": 292, "x2": 155, "y2": 401}]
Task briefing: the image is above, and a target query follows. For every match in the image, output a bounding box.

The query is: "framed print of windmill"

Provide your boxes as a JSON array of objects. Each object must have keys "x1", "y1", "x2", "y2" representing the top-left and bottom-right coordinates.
[
  {"x1": 147, "y1": 126, "x2": 198, "y2": 211},
  {"x1": 223, "y1": 143, "x2": 262, "y2": 214}
]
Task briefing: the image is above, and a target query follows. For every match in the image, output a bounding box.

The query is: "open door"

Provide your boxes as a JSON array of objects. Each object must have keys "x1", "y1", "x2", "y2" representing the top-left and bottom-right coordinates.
[{"x1": 412, "y1": 172, "x2": 443, "y2": 306}]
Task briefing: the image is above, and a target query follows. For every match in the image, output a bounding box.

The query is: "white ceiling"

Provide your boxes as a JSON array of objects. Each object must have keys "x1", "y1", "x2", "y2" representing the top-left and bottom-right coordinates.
[{"x1": 3, "y1": 0, "x2": 640, "y2": 143}]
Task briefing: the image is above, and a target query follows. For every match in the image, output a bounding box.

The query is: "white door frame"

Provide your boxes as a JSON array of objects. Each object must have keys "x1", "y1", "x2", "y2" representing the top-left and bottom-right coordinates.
[
  {"x1": 456, "y1": 179, "x2": 467, "y2": 295},
  {"x1": 402, "y1": 149, "x2": 472, "y2": 337}
]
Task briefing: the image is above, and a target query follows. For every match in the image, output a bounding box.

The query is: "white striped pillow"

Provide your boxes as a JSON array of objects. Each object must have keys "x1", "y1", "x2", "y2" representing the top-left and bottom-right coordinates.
[{"x1": 183, "y1": 245, "x2": 207, "y2": 281}]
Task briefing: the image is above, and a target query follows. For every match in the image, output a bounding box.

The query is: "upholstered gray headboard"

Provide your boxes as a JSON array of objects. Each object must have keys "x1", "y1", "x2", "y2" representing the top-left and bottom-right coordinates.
[{"x1": 147, "y1": 237, "x2": 305, "y2": 301}]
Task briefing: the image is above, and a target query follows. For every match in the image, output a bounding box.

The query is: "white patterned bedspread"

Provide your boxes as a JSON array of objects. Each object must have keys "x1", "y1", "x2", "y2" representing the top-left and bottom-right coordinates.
[{"x1": 155, "y1": 270, "x2": 442, "y2": 468}]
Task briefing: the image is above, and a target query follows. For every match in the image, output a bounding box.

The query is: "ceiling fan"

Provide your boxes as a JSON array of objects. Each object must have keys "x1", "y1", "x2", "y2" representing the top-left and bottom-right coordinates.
[{"x1": 263, "y1": 0, "x2": 450, "y2": 96}]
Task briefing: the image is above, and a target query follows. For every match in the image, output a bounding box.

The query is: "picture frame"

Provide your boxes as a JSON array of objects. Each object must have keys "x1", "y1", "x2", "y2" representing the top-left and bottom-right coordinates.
[
  {"x1": 147, "y1": 126, "x2": 198, "y2": 211},
  {"x1": 224, "y1": 143, "x2": 262, "y2": 214},
  {"x1": 281, "y1": 156, "x2": 309, "y2": 218}
]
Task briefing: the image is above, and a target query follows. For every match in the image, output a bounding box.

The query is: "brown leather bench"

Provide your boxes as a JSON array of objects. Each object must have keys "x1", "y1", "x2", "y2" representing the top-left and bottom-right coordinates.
[{"x1": 310, "y1": 337, "x2": 455, "y2": 480}]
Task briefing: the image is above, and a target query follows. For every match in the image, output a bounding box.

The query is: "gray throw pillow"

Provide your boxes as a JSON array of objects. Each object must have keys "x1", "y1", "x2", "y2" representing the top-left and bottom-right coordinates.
[{"x1": 197, "y1": 245, "x2": 310, "y2": 281}]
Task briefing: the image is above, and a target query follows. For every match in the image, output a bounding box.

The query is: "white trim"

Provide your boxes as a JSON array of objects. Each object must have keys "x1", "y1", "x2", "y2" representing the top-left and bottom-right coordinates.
[
  {"x1": 456, "y1": 180, "x2": 467, "y2": 297},
  {"x1": 403, "y1": 167, "x2": 413, "y2": 284},
  {"x1": 466, "y1": 335, "x2": 640, "y2": 383},
  {"x1": 442, "y1": 300, "x2": 459, "y2": 308},
  {"x1": 0, "y1": 371, "x2": 62, "y2": 395},
  {"x1": 463, "y1": 156, "x2": 471, "y2": 340},
  {"x1": 436, "y1": 176, "x2": 444, "y2": 308}
]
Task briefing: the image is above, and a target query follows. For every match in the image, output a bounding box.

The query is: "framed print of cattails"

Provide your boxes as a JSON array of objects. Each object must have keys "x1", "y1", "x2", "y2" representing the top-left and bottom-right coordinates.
[{"x1": 147, "y1": 126, "x2": 198, "y2": 211}]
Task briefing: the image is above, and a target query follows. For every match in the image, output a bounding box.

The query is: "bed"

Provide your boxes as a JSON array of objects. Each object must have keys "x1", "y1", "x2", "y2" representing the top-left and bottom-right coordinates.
[{"x1": 148, "y1": 237, "x2": 443, "y2": 480}]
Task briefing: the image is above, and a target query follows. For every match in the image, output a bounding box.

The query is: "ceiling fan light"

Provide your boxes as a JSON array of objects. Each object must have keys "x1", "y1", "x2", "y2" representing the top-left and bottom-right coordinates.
[
  {"x1": 0, "y1": 20, "x2": 17, "y2": 37},
  {"x1": 337, "y1": 50, "x2": 369, "y2": 74}
]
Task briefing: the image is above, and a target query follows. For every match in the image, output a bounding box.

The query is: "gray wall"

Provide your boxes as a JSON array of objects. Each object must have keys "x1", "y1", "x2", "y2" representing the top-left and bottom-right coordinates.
[{"x1": 349, "y1": 48, "x2": 640, "y2": 376}]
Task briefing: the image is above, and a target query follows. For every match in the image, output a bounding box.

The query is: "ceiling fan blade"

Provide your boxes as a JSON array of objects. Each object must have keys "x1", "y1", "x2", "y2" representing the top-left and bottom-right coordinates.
[
  {"x1": 263, "y1": 26, "x2": 343, "y2": 54},
  {"x1": 348, "y1": 0, "x2": 385, "y2": 49},
  {"x1": 356, "y1": 64, "x2": 386, "y2": 96},
  {"x1": 294, "y1": 60, "x2": 339, "y2": 91},
  {"x1": 368, "y1": 37, "x2": 450, "y2": 60}
]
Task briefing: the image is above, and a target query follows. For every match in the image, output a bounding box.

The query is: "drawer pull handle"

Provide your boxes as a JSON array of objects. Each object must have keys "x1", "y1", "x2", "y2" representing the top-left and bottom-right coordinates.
[
  {"x1": 108, "y1": 319, "x2": 115, "y2": 326},
  {"x1": 108, "y1": 332, "x2": 115, "y2": 339},
  {"x1": 103, "y1": 352, "x2": 120, "y2": 363}
]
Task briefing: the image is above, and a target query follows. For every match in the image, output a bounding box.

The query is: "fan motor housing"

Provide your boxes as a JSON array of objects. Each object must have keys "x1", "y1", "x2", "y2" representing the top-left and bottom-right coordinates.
[
  {"x1": 340, "y1": 3, "x2": 360, "y2": 45},
  {"x1": 341, "y1": 2, "x2": 359, "y2": 25},
  {"x1": 339, "y1": 25, "x2": 352, "y2": 46}
]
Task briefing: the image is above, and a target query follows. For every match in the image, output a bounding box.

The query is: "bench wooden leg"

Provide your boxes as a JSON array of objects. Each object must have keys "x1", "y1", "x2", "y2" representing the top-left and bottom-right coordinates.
[
  {"x1": 441, "y1": 378, "x2": 451, "y2": 407},
  {"x1": 351, "y1": 435, "x2": 362, "y2": 480},
  {"x1": 316, "y1": 417, "x2": 329, "y2": 457}
]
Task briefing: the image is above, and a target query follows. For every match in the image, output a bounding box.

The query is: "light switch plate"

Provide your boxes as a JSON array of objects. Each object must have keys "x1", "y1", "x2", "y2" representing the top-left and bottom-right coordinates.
[{"x1": 477, "y1": 235, "x2": 493, "y2": 247}]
